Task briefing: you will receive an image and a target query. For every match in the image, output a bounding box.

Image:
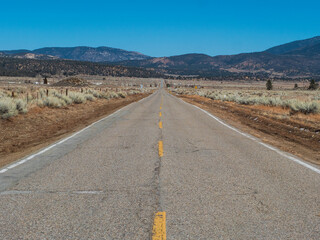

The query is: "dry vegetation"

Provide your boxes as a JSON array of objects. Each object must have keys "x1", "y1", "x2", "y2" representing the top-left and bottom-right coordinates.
[
  {"x1": 0, "y1": 87, "x2": 147, "y2": 119},
  {"x1": 0, "y1": 76, "x2": 158, "y2": 119},
  {"x1": 170, "y1": 88, "x2": 320, "y2": 114}
]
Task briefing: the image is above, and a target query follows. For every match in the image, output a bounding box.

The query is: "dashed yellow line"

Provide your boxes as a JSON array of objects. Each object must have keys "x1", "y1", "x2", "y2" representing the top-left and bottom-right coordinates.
[
  {"x1": 153, "y1": 99, "x2": 166, "y2": 240},
  {"x1": 158, "y1": 141, "x2": 163, "y2": 157},
  {"x1": 152, "y1": 212, "x2": 166, "y2": 240}
]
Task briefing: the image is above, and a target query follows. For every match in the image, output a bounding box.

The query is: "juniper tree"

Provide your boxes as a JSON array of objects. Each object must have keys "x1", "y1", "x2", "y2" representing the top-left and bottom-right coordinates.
[
  {"x1": 266, "y1": 79, "x2": 273, "y2": 90},
  {"x1": 308, "y1": 79, "x2": 318, "y2": 90}
]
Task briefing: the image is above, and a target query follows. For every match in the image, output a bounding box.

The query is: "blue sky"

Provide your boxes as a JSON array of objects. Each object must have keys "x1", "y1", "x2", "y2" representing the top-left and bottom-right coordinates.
[{"x1": 1, "y1": 0, "x2": 319, "y2": 57}]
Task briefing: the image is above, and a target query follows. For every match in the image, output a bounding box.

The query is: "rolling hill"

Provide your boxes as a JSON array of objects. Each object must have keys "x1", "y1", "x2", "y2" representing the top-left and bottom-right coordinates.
[
  {"x1": 115, "y1": 36, "x2": 320, "y2": 78},
  {"x1": 1, "y1": 36, "x2": 320, "y2": 79},
  {"x1": 0, "y1": 57, "x2": 163, "y2": 78},
  {"x1": 265, "y1": 36, "x2": 320, "y2": 55},
  {"x1": 0, "y1": 46, "x2": 151, "y2": 62}
]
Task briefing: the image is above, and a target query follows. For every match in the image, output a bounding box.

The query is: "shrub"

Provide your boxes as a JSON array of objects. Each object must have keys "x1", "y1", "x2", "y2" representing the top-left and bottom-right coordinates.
[
  {"x1": 60, "y1": 95, "x2": 73, "y2": 104},
  {"x1": 106, "y1": 91, "x2": 119, "y2": 99},
  {"x1": 69, "y1": 92, "x2": 86, "y2": 104},
  {"x1": 266, "y1": 80, "x2": 273, "y2": 90},
  {"x1": 52, "y1": 91, "x2": 73, "y2": 105},
  {"x1": 0, "y1": 98, "x2": 18, "y2": 119},
  {"x1": 15, "y1": 99, "x2": 28, "y2": 113},
  {"x1": 286, "y1": 100, "x2": 320, "y2": 114},
  {"x1": 118, "y1": 91, "x2": 127, "y2": 98},
  {"x1": 42, "y1": 96, "x2": 66, "y2": 108},
  {"x1": 308, "y1": 79, "x2": 319, "y2": 90},
  {"x1": 172, "y1": 87, "x2": 320, "y2": 115},
  {"x1": 84, "y1": 94, "x2": 95, "y2": 101},
  {"x1": 87, "y1": 89, "x2": 102, "y2": 98}
]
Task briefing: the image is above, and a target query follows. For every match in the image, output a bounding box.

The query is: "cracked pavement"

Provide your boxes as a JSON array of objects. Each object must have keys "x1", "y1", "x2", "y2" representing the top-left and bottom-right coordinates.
[{"x1": 0, "y1": 89, "x2": 319, "y2": 239}]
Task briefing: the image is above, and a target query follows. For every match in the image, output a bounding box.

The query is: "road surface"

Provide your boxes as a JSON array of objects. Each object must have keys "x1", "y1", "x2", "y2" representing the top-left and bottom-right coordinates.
[{"x1": 0, "y1": 89, "x2": 319, "y2": 239}]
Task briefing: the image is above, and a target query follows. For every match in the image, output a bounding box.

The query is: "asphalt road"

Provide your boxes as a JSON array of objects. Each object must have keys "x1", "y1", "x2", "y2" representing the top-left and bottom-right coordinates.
[{"x1": 0, "y1": 89, "x2": 319, "y2": 239}]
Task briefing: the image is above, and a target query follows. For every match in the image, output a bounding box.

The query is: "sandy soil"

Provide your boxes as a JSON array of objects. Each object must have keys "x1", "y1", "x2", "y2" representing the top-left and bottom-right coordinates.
[
  {"x1": 178, "y1": 95, "x2": 320, "y2": 165},
  {"x1": 0, "y1": 93, "x2": 150, "y2": 168}
]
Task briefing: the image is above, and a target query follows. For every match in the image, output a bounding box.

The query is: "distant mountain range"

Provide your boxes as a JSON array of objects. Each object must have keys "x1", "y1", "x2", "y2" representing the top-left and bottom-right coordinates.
[
  {"x1": 0, "y1": 46, "x2": 150, "y2": 62},
  {"x1": 265, "y1": 36, "x2": 320, "y2": 55},
  {"x1": 116, "y1": 36, "x2": 320, "y2": 78},
  {"x1": 1, "y1": 36, "x2": 320, "y2": 78}
]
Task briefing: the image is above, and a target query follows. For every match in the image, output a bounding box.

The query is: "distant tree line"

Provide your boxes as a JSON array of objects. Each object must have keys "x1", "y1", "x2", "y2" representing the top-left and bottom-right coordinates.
[{"x1": 0, "y1": 57, "x2": 164, "y2": 78}]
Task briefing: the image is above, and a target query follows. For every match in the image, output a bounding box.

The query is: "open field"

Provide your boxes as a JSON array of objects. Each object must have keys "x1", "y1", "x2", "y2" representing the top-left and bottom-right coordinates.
[
  {"x1": 166, "y1": 79, "x2": 314, "y2": 90},
  {"x1": 169, "y1": 85, "x2": 320, "y2": 164},
  {"x1": 0, "y1": 75, "x2": 161, "y2": 87}
]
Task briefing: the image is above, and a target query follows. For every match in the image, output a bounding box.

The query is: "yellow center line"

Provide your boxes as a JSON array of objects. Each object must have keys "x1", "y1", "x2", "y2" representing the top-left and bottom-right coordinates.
[
  {"x1": 158, "y1": 141, "x2": 163, "y2": 157},
  {"x1": 159, "y1": 112, "x2": 162, "y2": 117},
  {"x1": 152, "y1": 212, "x2": 166, "y2": 240},
  {"x1": 159, "y1": 121, "x2": 163, "y2": 129}
]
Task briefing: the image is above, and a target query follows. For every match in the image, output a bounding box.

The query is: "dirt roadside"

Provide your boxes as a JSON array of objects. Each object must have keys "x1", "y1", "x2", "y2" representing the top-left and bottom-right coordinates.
[
  {"x1": 177, "y1": 94, "x2": 320, "y2": 165},
  {"x1": 0, "y1": 93, "x2": 150, "y2": 168}
]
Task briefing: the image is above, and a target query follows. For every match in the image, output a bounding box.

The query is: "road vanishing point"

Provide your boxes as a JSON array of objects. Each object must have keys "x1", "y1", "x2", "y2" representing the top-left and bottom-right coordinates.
[{"x1": 0, "y1": 87, "x2": 319, "y2": 239}]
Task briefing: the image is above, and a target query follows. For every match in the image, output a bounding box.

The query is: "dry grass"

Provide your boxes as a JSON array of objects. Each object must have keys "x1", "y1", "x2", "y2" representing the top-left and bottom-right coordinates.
[
  {"x1": 171, "y1": 88, "x2": 320, "y2": 114},
  {"x1": 0, "y1": 86, "x2": 152, "y2": 119}
]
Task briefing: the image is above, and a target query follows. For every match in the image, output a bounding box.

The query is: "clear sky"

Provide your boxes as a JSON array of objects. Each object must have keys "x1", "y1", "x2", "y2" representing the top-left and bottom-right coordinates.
[{"x1": 1, "y1": 0, "x2": 319, "y2": 57}]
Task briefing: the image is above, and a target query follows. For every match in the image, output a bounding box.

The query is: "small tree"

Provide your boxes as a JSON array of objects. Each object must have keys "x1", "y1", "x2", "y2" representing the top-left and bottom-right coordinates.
[
  {"x1": 308, "y1": 79, "x2": 318, "y2": 90},
  {"x1": 294, "y1": 83, "x2": 298, "y2": 89},
  {"x1": 43, "y1": 77, "x2": 48, "y2": 85},
  {"x1": 266, "y1": 79, "x2": 273, "y2": 90}
]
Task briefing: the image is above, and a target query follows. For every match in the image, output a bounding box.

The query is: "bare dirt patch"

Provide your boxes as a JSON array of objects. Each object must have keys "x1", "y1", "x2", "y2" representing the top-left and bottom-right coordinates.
[
  {"x1": 0, "y1": 93, "x2": 150, "y2": 168},
  {"x1": 178, "y1": 94, "x2": 320, "y2": 165}
]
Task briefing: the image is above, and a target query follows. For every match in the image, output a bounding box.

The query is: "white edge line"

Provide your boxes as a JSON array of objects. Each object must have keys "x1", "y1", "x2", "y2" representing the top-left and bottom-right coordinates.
[
  {"x1": 175, "y1": 94, "x2": 320, "y2": 175},
  {"x1": 0, "y1": 92, "x2": 156, "y2": 174}
]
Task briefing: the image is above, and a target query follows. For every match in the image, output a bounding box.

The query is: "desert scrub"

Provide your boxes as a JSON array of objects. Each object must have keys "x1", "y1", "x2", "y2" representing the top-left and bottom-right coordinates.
[
  {"x1": 52, "y1": 91, "x2": 73, "y2": 105},
  {"x1": 15, "y1": 99, "x2": 28, "y2": 113},
  {"x1": 69, "y1": 92, "x2": 86, "y2": 104},
  {"x1": 0, "y1": 98, "x2": 18, "y2": 119},
  {"x1": 285, "y1": 100, "x2": 320, "y2": 114},
  {"x1": 0, "y1": 90, "x2": 10, "y2": 98},
  {"x1": 0, "y1": 97, "x2": 28, "y2": 119},
  {"x1": 170, "y1": 88, "x2": 320, "y2": 114},
  {"x1": 42, "y1": 96, "x2": 66, "y2": 108},
  {"x1": 128, "y1": 90, "x2": 141, "y2": 95},
  {"x1": 87, "y1": 89, "x2": 102, "y2": 98},
  {"x1": 105, "y1": 91, "x2": 119, "y2": 99},
  {"x1": 117, "y1": 91, "x2": 127, "y2": 98},
  {"x1": 84, "y1": 94, "x2": 95, "y2": 101}
]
